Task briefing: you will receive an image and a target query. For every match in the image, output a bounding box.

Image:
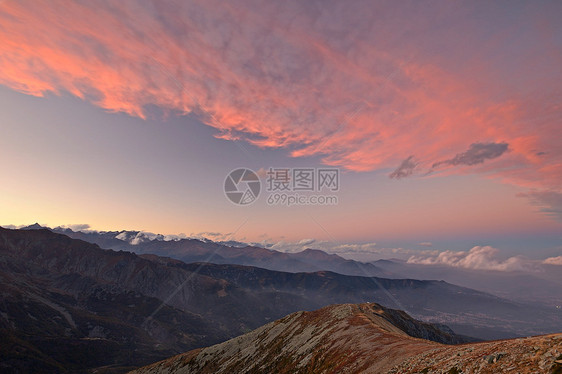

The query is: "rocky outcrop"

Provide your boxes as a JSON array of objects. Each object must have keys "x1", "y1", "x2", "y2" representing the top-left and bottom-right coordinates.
[{"x1": 391, "y1": 335, "x2": 562, "y2": 373}]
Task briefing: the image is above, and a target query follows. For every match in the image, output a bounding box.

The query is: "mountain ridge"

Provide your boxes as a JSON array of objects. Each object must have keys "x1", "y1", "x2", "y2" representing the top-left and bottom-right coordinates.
[{"x1": 129, "y1": 303, "x2": 562, "y2": 374}]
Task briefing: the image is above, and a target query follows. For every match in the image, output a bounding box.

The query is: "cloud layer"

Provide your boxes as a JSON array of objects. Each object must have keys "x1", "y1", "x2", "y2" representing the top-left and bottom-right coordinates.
[
  {"x1": 543, "y1": 256, "x2": 562, "y2": 266},
  {"x1": 0, "y1": 1, "x2": 561, "y2": 199}
]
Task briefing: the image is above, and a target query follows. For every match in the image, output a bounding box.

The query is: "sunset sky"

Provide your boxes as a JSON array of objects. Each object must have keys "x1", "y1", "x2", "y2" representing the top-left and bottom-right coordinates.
[{"x1": 1, "y1": 0, "x2": 561, "y2": 264}]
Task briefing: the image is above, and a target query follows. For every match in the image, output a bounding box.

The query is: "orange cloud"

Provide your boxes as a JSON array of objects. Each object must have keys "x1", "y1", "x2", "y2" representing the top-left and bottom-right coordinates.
[{"x1": 0, "y1": 0, "x2": 560, "y2": 195}]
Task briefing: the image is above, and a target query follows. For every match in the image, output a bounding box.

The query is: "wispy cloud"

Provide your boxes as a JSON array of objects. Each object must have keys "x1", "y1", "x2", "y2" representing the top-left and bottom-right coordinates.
[
  {"x1": 431, "y1": 142, "x2": 509, "y2": 170},
  {"x1": 518, "y1": 190, "x2": 562, "y2": 221},
  {"x1": 0, "y1": 0, "x2": 560, "y2": 194}
]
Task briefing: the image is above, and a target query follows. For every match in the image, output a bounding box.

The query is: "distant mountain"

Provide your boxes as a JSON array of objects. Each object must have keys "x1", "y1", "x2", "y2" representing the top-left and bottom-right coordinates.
[
  {"x1": 1, "y1": 227, "x2": 560, "y2": 372},
  {"x1": 20, "y1": 223, "x2": 44, "y2": 230},
  {"x1": 130, "y1": 303, "x2": 562, "y2": 374},
  {"x1": 48, "y1": 225, "x2": 387, "y2": 277}
]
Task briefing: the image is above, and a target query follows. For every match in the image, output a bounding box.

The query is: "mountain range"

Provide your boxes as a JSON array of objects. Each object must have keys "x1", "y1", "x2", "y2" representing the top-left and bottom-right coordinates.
[
  {"x1": 36, "y1": 224, "x2": 562, "y2": 308},
  {"x1": 1, "y1": 226, "x2": 560, "y2": 372},
  {"x1": 46, "y1": 225, "x2": 387, "y2": 277}
]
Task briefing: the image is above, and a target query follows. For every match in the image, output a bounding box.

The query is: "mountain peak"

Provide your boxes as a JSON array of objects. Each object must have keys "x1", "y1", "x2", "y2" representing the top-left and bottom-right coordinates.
[
  {"x1": 21, "y1": 223, "x2": 44, "y2": 230},
  {"x1": 297, "y1": 247, "x2": 342, "y2": 260}
]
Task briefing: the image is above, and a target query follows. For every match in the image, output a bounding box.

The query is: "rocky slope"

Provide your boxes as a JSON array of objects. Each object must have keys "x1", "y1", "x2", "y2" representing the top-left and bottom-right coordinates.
[
  {"x1": 129, "y1": 303, "x2": 562, "y2": 374},
  {"x1": 391, "y1": 334, "x2": 562, "y2": 374}
]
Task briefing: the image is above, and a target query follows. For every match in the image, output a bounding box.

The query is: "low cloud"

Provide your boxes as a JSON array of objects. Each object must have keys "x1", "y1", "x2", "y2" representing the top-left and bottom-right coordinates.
[
  {"x1": 328, "y1": 242, "x2": 379, "y2": 254},
  {"x1": 543, "y1": 256, "x2": 562, "y2": 265},
  {"x1": 263, "y1": 240, "x2": 439, "y2": 261},
  {"x1": 297, "y1": 238, "x2": 316, "y2": 246},
  {"x1": 56, "y1": 223, "x2": 91, "y2": 231},
  {"x1": 190, "y1": 231, "x2": 233, "y2": 242},
  {"x1": 418, "y1": 242, "x2": 433, "y2": 247},
  {"x1": 216, "y1": 240, "x2": 249, "y2": 248},
  {"x1": 432, "y1": 142, "x2": 509, "y2": 169},
  {"x1": 264, "y1": 239, "x2": 324, "y2": 253},
  {"x1": 407, "y1": 246, "x2": 534, "y2": 272}
]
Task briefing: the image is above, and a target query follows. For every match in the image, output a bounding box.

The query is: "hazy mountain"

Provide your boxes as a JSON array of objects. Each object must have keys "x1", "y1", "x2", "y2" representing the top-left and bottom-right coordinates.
[
  {"x1": 372, "y1": 259, "x2": 562, "y2": 307},
  {"x1": 162, "y1": 261, "x2": 561, "y2": 340},
  {"x1": 130, "y1": 303, "x2": 562, "y2": 374}
]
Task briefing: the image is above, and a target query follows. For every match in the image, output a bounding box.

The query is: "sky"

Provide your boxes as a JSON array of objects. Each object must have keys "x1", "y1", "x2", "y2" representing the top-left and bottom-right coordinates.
[{"x1": 1, "y1": 0, "x2": 561, "y2": 264}]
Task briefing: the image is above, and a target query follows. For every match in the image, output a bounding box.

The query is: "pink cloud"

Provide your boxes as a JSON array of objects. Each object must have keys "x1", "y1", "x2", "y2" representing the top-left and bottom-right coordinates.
[
  {"x1": 0, "y1": 0, "x2": 560, "y2": 197},
  {"x1": 543, "y1": 256, "x2": 562, "y2": 266}
]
